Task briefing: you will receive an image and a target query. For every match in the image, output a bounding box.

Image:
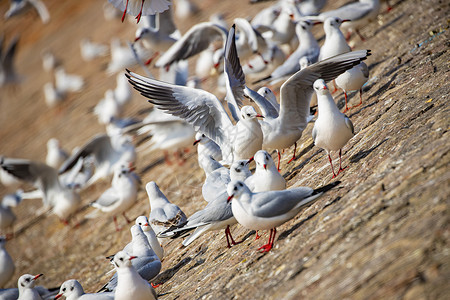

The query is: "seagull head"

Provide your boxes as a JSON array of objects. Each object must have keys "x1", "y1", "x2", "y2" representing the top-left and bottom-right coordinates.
[
  {"x1": 56, "y1": 279, "x2": 83, "y2": 299},
  {"x1": 227, "y1": 180, "x2": 249, "y2": 202},
  {"x1": 313, "y1": 79, "x2": 329, "y2": 95},
  {"x1": 241, "y1": 106, "x2": 264, "y2": 120},
  {"x1": 113, "y1": 251, "x2": 136, "y2": 268},
  {"x1": 325, "y1": 17, "x2": 349, "y2": 30},
  {"x1": 136, "y1": 216, "x2": 151, "y2": 232},
  {"x1": 296, "y1": 20, "x2": 314, "y2": 33},
  {"x1": 193, "y1": 133, "x2": 207, "y2": 146},
  {"x1": 254, "y1": 150, "x2": 272, "y2": 170},
  {"x1": 230, "y1": 160, "x2": 251, "y2": 180},
  {"x1": 18, "y1": 274, "x2": 43, "y2": 290}
]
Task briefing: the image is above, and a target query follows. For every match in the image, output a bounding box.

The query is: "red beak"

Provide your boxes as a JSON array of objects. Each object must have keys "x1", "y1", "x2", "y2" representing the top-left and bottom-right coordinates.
[
  {"x1": 227, "y1": 195, "x2": 234, "y2": 202},
  {"x1": 55, "y1": 294, "x2": 63, "y2": 299},
  {"x1": 144, "y1": 223, "x2": 149, "y2": 226},
  {"x1": 313, "y1": 21, "x2": 323, "y2": 25},
  {"x1": 213, "y1": 62, "x2": 220, "y2": 69},
  {"x1": 193, "y1": 139, "x2": 200, "y2": 146},
  {"x1": 247, "y1": 156, "x2": 254, "y2": 164},
  {"x1": 33, "y1": 274, "x2": 44, "y2": 280},
  {"x1": 264, "y1": 164, "x2": 267, "y2": 170},
  {"x1": 255, "y1": 114, "x2": 264, "y2": 118},
  {"x1": 129, "y1": 256, "x2": 137, "y2": 260},
  {"x1": 342, "y1": 19, "x2": 351, "y2": 23},
  {"x1": 323, "y1": 85, "x2": 327, "y2": 90},
  {"x1": 134, "y1": 36, "x2": 141, "y2": 42}
]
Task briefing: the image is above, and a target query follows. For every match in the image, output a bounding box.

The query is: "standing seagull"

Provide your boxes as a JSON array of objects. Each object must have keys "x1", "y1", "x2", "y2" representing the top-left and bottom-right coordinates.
[
  {"x1": 312, "y1": 79, "x2": 355, "y2": 178},
  {"x1": 109, "y1": 0, "x2": 171, "y2": 23},
  {"x1": 0, "y1": 236, "x2": 15, "y2": 288},
  {"x1": 245, "y1": 150, "x2": 286, "y2": 192},
  {"x1": 17, "y1": 274, "x2": 44, "y2": 300},
  {"x1": 123, "y1": 216, "x2": 164, "y2": 261},
  {"x1": 227, "y1": 180, "x2": 338, "y2": 252},
  {"x1": 146, "y1": 181, "x2": 187, "y2": 238},
  {"x1": 112, "y1": 251, "x2": 157, "y2": 300}
]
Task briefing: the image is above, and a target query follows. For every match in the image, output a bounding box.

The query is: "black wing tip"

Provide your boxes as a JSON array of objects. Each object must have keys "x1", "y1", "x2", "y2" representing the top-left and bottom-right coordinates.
[
  {"x1": 253, "y1": 75, "x2": 271, "y2": 85},
  {"x1": 313, "y1": 180, "x2": 341, "y2": 195}
]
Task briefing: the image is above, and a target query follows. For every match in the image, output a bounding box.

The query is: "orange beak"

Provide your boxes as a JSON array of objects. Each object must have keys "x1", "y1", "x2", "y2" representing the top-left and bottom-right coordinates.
[
  {"x1": 129, "y1": 256, "x2": 137, "y2": 260},
  {"x1": 227, "y1": 195, "x2": 234, "y2": 202},
  {"x1": 55, "y1": 294, "x2": 63, "y2": 299},
  {"x1": 33, "y1": 274, "x2": 44, "y2": 280}
]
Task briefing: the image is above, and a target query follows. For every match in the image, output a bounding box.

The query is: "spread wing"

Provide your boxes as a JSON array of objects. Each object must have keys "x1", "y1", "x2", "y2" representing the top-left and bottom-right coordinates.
[{"x1": 279, "y1": 49, "x2": 371, "y2": 131}]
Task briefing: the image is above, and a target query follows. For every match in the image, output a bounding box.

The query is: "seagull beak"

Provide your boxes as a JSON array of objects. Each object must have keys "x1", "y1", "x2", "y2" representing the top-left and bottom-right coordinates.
[
  {"x1": 33, "y1": 274, "x2": 44, "y2": 280},
  {"x1": 213, "y1": 62, "x2": 220, "y2": 69},
  {"x1": 247, "y1": 156, "x2": 254, "y2": 164},
  {"x1": 54, "y1": 294, "x2": 63, "y2": 299},
  {"x1": 313, "y1": 21, "x2": 323, "y2": 25},
  {"x1": 264, "y1": 164, "x2": 267, "y2": 170},
  {"x1": 144, "y1": 223, "x2": 150, "y2": 227},
  {"x1": 255, "y1": 114, "x2": 264, "y2": 118},
  {"x1": 227, "y1": 195, "x2": 234, "y2": 202},
  {"x1": 323, "y1": 85, "x2": 327, "y2": 90},
  {"x1": 134, "y1": 36, "x2": 141, "y2": 42},
  {"x1": 342, "y1": 19, "x2": 351, "y2": 23},
  {"x1": 193, "y1": 139, "x2": 200, "y2": 146},
  {"x1": 129, "y1": 256, "x2": 137, "y2": 260}
]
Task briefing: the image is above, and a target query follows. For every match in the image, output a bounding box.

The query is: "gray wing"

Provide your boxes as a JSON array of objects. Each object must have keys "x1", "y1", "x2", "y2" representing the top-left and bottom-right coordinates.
[
  {"x1": 58, "y1": 134, "x2": 111, "y2": 174},
  {"x1": 126, "y1": 71, "x2": 235, "y2": 150},
  {"x1": 224, "y1": 24, "x2": 245, "y2": 112},
  {"x1": 188, "y1": 197, "x2": 233, "y2": 225},
  {"x1": 251, "y1": 187, "x2": 316, "y2": 218},
  {"x1": 345, "y1": 116, "x2": 354, "y2": 134},
  {"x1": 244, "y1": 86, "x2": 279, "y2": 119},
  {"x1": 279, "y1": 50, "x2": 371, "y2": 131},
  {"x1": 202, "y1": 167, "x2": 230, "y2": 202},
  {"x1": 319, "y1": 1, "x2": 374, "y2": 21},
  {"x1": 93, "y1": 187, "x2": 119, "y2": 207},
  {"x1": 155, "y1": 22, "x2": 227, "y2": 68}
]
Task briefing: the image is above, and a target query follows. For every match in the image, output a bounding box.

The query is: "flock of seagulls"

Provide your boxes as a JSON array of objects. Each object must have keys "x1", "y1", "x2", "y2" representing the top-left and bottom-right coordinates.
[{"x1": 0, "y1": 0, "x2": 389, "y2": 298}]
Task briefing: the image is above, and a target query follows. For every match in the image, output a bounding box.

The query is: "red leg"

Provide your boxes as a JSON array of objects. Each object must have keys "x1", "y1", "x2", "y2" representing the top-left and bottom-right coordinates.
[
  {"x1": 258, "y1": 228, "x2": 276, "y2": 252},
  {"x1": 123, "y1": 212, "x2": 132, "y2": 224},
  {"x1": 163, "y1": 150, "x2": 172, "y2": 165},
  {"x1": 225, "y1": 225, "x2": 241, "y2": 247},
  {"x1": 343, "y1": 91, "x2": 349, "y2": 112},
  {"x1": 276, "y1": 150, "x2": 281, "y2": 172},
  {"x1": 348, "y1": 89, "x2": 363, "y2": 109},
  {"x1": 145, "y1": 51, "x2": 160, "y2": 66},
  {"x1": 345, "y1": 31, "x2": 352, "y2": 42},
  {"x1": 151, "y1": 283, "x2": 161, "y2": 288},
  {"x1": 255, "y1": 230, "x2": 260, "y2": 240},
  {"x1": 337, "y1": 149, "x2": 348, "y2": 175},
  {"x1": 332, "y1": 80, "x2": 338, "y2": 94},
  {"x1": 135, "y1": 0, "x2": 145, "y2": 23},
  {"x1": 113, "y1": 216, "x2": 121, "y2": 232},
  {"x1": 121, "y1": 0, "x2": 129, "y2": 22},
  {"x1": 287, "y1": 142, "x2": 297, "y2": 164},
  {"x1": 328, "y1": 154, "x2": 337, "y2": 178},
  {"x1": 355, "y1": 29, "x2": 366, "y2": 42}
]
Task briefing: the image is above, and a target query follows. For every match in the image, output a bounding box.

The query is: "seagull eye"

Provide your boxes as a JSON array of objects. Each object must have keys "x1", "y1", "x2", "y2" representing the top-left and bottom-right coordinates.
[
  {"x1": 71, "y1": 287, "x2": 74, "y2": 291},
  {"x1": 63, "y1": 288, "x2": 66, "y2": 292},
  {"x1": 235, "y1": 168, "x2": 241, "y2": 173},
  {"x1": 234, "y1": 187, "x2": 237, "y2": 191},
  {"x1": 238, "y1": 182, "x2": 243, "y2": 187},
  {"x1": 240, "y1": 162, "x2": 244, "y2": 166},
  {"x1": 301, "y1": 25, "x2": 306, "y2": 30},
  {"x1": 120, "y1": 257, "x2": 123, "y2": 261},
  {"x1": 246, "y1": 113, "x2": 250, "y2": 117}
]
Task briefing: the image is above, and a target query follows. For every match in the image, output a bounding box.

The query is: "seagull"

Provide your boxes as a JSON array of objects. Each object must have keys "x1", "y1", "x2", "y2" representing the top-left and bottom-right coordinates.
[
  {"x1": 245, "y1": 150, "x2": 286, "y2": 192},
  {"x1": 102, "y1": 225, "x2": 161, "y2": 293},
  {"x1": 146, "y1": 181, "x2": 187, "y2": 238},
  {"x1": 0, "y1": 157, "x2": 81, "y2": 223},
  {"x1": 194, "y1": 132, "x2": 222, "y2": 174},
  {"x1": 225, "y1": 24, "x2": 370, "y2": 168},
  {"x1": 59, "y1": 156, "x2": 95, "y2": 190},
  {"x1": 55, "y1": 280, "x2": 114, "y2": 300},
  {"x1": 54, "y1": 66, "x2": 85, "y2": 94},
  {"x1": 43, "y1": 82, "x2": 65, "y2": 108},
  {"x1": 94, "y1": 90, "x2": 122, "y2": 125},
  {"x1": 106, "y1": 38, "x2": 150, "y2": 74},
  {"x1": 312, "y1": 79, "x2": 355, "y2": 178},
  {"x1": 0, "y1": 35, "x2": 21, "y2": 87},
  {"x1": 254, "y1": 20, "x2": 320, "y2": 85},
  {"x1": 0, "y1": 237, "x2": 15, "y2": 288},
  {"x1": 0, "y1": 191, "x2": 22, "y2": 236},
  {"x1": 110, "y1": 251, "x2": 157, "y2": 300},
  {"x1": 297, "y1": 0, "x2": 327, "y2": 16},
  {"x1": 318, "y1": 17, "x2": 352, "y2": 62},
  {"x1": 58, "y1": 132, "x2": 136, "y2": 186},
  {"x1": 108, "y1": 0, "x2": 171, "y2": 23},
  {"x1": 335, "y1": 61, "x2": 369, "y2": 111},
  {"x1": 80, "y1": 38, "x2": 109, "y2": 61},
  {"x1": 86, "y1": 164, "x2": 139, "y2": 231},
  {"x1": 4, "y1": 0, "x2": 50, "y2": 24},
  {"x1": 123, "y1": 216, "x2": 164, "y2": 261},
  {"x1": 126, "y1": 73, "x2": 265, "y2": 164},
  {"x1": 226, "y1": 180, "x2": 338, "y2": 252},
  {"x1": 306, "y1": 0, "x2": 381, "y2": 41},
  {"x1": 159, "y1": 159, "x2": 252, "y2": 248},
  {"x1": 46, "y1": 138, "x2": 69, "y2": 169},
  {"x1": 114, "y1": 72, "x2": 133, "y2": 108},
  {"x1": 17, "y1": 273, "x2": 44, "y2": 300}
]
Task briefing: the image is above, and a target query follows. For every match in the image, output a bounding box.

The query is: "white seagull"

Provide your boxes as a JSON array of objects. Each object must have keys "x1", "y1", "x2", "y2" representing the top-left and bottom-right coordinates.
[
  {"x1": 312, "y1": 79, "x2": 355, "y2": 178},
  {"x1": 245, "y1": 150, "x2": 286, "y2": 192},
  {"x1": 109, "y1": 0, "x2": 171, "y2": 23},
  {"x1": 55, "y1": 279, "x2": 114, "y2": 300},
  {"x1": 123, "y1": 216, "x2": 164, "y2": 261},
  {"x1": 0, "y1": 236, "x2": 15, "y2": 288},
  {"x1": 17, "y1": 273, "x2": 44, "y2": 300},
  {"x1": 45, "y1": 138, "x2": 69, "y2": 169}
]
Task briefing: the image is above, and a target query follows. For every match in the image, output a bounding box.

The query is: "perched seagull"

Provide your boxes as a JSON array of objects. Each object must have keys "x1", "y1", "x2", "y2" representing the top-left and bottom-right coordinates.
[
  {"x1": 86, "y1": 165, "x2": 139, "y2": 231},
  {"x1": 254, "y1": 20, "x2": 320, "y2": 85},
  {"x1": 58, "y1": 133, "x2": 136, "y2": 186},
  {"x1": 43, "y1": 82, "x2": 65, "y2": 108},
  {"x1": 318, "y1": 17, "x2": 352, "y2": 62},
  {"x1": 123, "y1": 216, "x2": 164, "y2": 260},
  {"x1": 94, "y1": 90, "x2": 122, "y2": 125},
  {"x1": 158, "y1": 159, "x2": 252, "y2": 247},
  {"x1": 255, "y1": 4, "x2": 297, "y2": 48},
  {"x1": 0, "y1": 237, "x2": 15, "y2": 288},
  {"x1": 0, "y1": 191, "x2": 22, "y2": 236},
  {"x1": 108, "y1": 0, "x2": 171, "y2": 23},
  {"x1": 245, "y1": 150, "x2": 286, "y2": 192},
  {"x1": 0, "y1": 35, "x2": 21, "y2": 87},
  {"x1": 110, "y1": 251, "x2": 157, "y2": 300},
  {"x1": 312, "y1": 79, "x2": 355, "y2": 178},
  {"x1": 45, "y1": 138, "x2": 69, "y2": 169},
  {"x1": 335, "y1": 61, "x2": 369, "y2": 111},
  {"x1": 194, "y1": 132, "x2": 222, "y2": 173},
  {"x1": 4, "y1": 0, "x2": 50, "y2": 24},
  {"x1": 225, "y1": 24, "x2": 370, "y2": 168},
  {"x1": 114, "y1": 72, "x2": 132, "y2": 107},
  {"x1": 55, "y1": 279, "x2": 114, "y2": 300},
  {"x1": 126, "y1": 73, "x2": 265, "y2": 164},
  {"x1": 0, "y1": 157, "x2": 81, "y2": 223},
  {"x1": 102, "y1": 226, "x2": 161, "y2": 292},
  {"x1": 146, "y1": 181, "x2": 187, "y2": 238},
  {"x1": 306, "y1": 0, "x2": 380, "y2": 41},
  {"x1": 227, "y1": 180, "x2": 338, "y2": 252},
  {"x1": 17, "y1": 273, "x2": 44, "y2": 300},
  {"x1": 80, "y1": 38, "x2": 109, "y2": 61},
  {"x1": 54, "y1": 67, "x2": 85, "y2": 94}
]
